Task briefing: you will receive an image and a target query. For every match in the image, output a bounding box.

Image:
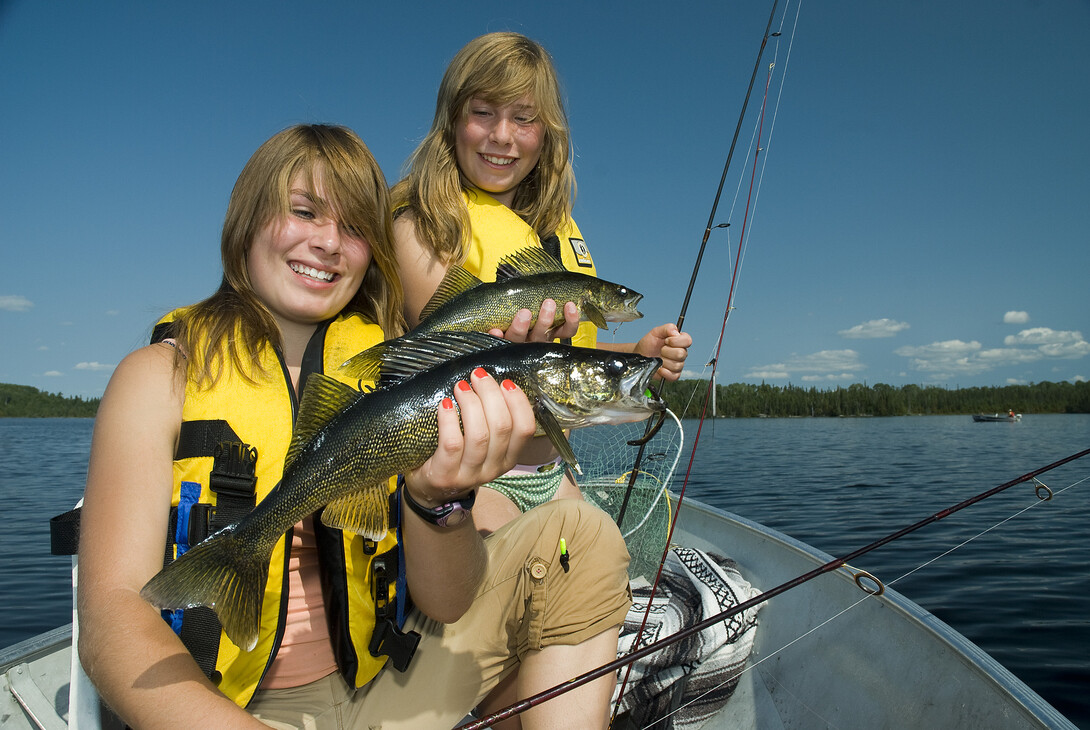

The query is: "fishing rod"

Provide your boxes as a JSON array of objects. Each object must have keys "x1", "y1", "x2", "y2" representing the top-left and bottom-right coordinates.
[
  {"x1": 458, "y1": 446, "x2": 1090, "y2": 729},
  {"x1": 609, "y1": 1, "x2": 788, "y2": 717},
  {"x1": 614, "y1": 0, "x2": 782, "y2": 529}
]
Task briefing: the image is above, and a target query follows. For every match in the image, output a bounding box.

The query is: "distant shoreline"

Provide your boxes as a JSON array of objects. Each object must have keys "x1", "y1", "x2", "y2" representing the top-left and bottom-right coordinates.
[
  {"x1": 4, "y1": 379, "x2": 1088, "y2": 420},
  {"x1": 0, "y1": 384, "x2": 100, "y2": 418}
]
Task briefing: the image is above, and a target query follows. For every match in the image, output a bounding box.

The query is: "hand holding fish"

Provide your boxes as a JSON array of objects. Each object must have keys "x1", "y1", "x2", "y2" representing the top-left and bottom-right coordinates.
[
  {"x1": 488, "y1": 299, "x2": 581, "y2": 343},
  {"x1": 403, "y1": 368, "x2": 537, "y2": 507}
]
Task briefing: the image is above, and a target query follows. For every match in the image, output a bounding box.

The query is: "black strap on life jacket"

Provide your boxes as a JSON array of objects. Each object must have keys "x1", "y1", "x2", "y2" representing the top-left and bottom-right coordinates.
[
  {"x1": 47, "y1": 419, "x2": 248, "y2": 558},
  {"x1": 175, "y1": 429, "x2": 258, "y2": 679},
  {"x1": 540, "y1": 232, "x2": 573, "y2": 346}
]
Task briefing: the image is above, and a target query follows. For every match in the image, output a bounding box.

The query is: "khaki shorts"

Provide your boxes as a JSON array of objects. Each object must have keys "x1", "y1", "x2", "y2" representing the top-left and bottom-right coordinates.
[{"x1": 250, "y1": 499, "x2": 631, "y2": 729}]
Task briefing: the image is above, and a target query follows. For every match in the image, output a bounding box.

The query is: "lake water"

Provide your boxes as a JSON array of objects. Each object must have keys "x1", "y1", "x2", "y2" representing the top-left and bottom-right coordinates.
[{"x1": 2, "y1": 415, "x2": 1089, "y2": 727}]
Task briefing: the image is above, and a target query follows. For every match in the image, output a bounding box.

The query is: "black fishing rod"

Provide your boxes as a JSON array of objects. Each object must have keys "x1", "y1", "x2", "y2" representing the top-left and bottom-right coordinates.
[
  {"x1": 614, "y1": 0, "x2": 782, "y2": 530},
  {"x1": 458, "y1": 446, "x2": 1090, "y2": 729}
]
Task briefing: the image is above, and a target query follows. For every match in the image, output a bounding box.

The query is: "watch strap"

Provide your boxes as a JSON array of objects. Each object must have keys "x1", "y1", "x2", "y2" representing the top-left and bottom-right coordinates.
[{"x1": 401, "y1": 483, "x2": 476, "y2": 528}]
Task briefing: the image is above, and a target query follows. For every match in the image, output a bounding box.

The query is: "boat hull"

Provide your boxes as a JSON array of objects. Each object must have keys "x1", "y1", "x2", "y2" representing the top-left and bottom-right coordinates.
[
  {"x1": 2, "y1": 499, "x2": 1075, "y2": 728},
  {"x1": 673, "y1": 498, "x2": 1073, "y2": 729}
]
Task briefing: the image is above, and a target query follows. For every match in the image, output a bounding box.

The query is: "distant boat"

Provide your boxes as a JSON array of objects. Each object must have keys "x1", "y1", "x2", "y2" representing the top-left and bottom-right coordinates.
[{"x1": 973, "y1": 412, "x2": 1022, "y2": 422}]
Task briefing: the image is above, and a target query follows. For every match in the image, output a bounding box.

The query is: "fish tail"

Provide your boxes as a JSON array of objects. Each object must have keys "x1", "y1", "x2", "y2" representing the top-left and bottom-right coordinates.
[{"x1": 140, "y1": 526, "x2": 268, "y2": 652}]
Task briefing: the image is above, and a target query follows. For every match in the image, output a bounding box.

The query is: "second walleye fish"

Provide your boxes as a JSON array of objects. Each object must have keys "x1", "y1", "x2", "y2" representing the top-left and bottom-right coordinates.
[
  {"x1": 141, "y1": 332, "x2": 664, "y2": 651},
  {"x1": 411, "y1": 246, "x2": 643, "y2": 335}
]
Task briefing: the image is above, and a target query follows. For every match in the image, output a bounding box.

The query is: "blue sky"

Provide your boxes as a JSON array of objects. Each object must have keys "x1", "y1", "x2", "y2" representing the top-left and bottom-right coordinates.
[{"x1": 2, "y1": 0, "x2": 1088, "y2": 399}]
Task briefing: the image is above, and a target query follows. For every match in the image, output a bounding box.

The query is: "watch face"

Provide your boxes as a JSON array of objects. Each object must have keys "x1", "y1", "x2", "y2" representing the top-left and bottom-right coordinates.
[{"x1": 436, "y1": 504, "x2": 471, "y2": 528}]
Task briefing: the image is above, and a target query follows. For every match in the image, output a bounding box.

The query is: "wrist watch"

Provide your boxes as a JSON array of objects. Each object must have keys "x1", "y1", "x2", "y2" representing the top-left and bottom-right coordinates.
[{"x1": 401, "y1": 485, "x2": 476, "y2": 528}]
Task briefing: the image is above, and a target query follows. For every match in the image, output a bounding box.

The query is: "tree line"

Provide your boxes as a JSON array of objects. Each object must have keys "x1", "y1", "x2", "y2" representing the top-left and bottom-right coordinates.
[
  {"x1": 658, "y1": 379, "x2": 1090, "y2": 419},
  {"x1": 5, "y1": 379, "x2": 1089, "y2": 420},
  {"x1": 0, "y1": 383, "x2": 101, "y2": 418}
]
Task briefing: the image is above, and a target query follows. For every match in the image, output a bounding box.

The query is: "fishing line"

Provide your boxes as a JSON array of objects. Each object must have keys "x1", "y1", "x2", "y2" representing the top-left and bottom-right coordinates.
[
  {"x1": 611, "y1": 1, "x2": 796, "y2": 720},
  {"x1": 610, "y1": 57, "x2": 782, "y2": 726},
  {"x1": 458, "y1": 447, "x2": 1090, "y2": 729},
  {"x1": 645, "y1": 470, "x2": 1090, "y2": 729}
]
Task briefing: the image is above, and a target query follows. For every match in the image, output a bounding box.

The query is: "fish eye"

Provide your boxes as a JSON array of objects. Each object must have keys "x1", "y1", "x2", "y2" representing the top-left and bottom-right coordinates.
[
  {"x1": 607, "y1": 359, "x2": 626, "y2": 376},
  {"x1": 618, "y1": 287, "x2": 628, "y2": 296}
]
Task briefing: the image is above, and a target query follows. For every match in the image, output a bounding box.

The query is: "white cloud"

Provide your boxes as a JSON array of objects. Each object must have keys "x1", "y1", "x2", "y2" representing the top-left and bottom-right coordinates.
[
  {"x1": 43, "y1": 370, "x2": 63, "y2": 377},
  {"x1": 897, "y1": 328, "x2": 1089, "y2": 379},
  {"x1": 1004, "y1": 327, "x2": 1081, "y2": 346},
  {"x1": 1003, "y1": 311, "x2": 1030, "y2": 324},
  {"x1": 75, "y1": 362, "x2": 115, "y2": 372},
  {"x1": 1003, "y1": 328, "x2": 1090, "y2": 359},
  {"x1": 976, "y1": 347, "x2": 1043, "y2": 365},
  {"x1": 680, "y1": 368, "x2": 711, "y2": 380},
  {"x1": 1040, "y1": 341, "x2": 1090, "y2": 358},
  {"x1": 0, "y1": 295, "x2": 33, "y2": 312},
  {"x1": 894, "y1": 340, "x2": 987, "y2": 375},
  {"x1": 746, "y1": 350, "x2": 863, "y2": 381},
  {"x1": 744, "y1": 369, "x2": 791, "y2": 380},
  {"x1": 1002, "y1": 311, "x2": 1028, "y2": 326},
  {"x1": 1075, "y1": 375, "x2": 1087, "y2": 383},
  {"x1": 838, "y1": 318, "x2": 910, "y2": 339}
]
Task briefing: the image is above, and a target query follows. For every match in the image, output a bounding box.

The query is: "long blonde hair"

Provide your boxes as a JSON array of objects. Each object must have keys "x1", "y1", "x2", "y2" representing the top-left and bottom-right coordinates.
[
  {"x1": 391, "y1": 32, "x2": 576, "y2": 264},
  {"x1": 171, "y1": 124, "x2": 405, "y2": 387}
]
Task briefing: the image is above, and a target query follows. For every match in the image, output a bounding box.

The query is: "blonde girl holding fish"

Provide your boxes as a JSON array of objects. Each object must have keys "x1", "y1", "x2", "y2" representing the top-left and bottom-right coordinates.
[
  {"x1": 77, "y1": 124, "x2": 631, "y2": 729},
  {"x1": 391, "y1": 31, "x2": 694, "y2": 724},
  {"x1": 392, "y1": 31, "x2": 691, "y2": 374}
]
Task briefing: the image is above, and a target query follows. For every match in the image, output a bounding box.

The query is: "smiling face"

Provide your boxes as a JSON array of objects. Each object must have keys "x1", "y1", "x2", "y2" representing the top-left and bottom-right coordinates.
[
  {"x1": 455, "y1": 96, "x2": 545, "y2": 207},
  {"x1": 246, "y1": 173, "x2": 371, "y2": 332}
]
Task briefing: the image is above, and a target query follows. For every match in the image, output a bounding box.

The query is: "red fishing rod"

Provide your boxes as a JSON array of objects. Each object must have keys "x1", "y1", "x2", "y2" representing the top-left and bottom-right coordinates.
[
  {"x1": 608, "y1": 1, "x2": 786, "y2": 718},
  {"x1": 458, "y1": 446, "x2": 1090, "y2": 729}
]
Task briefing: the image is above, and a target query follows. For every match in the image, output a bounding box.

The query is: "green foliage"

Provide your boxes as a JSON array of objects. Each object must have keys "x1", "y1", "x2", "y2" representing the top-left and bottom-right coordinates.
[
  {"x1": 658, "y1": 379, "x2": 1090, "y2": 419},
  {"x1": 0, "y1": 383, "x2": 100, "y2": 418}
]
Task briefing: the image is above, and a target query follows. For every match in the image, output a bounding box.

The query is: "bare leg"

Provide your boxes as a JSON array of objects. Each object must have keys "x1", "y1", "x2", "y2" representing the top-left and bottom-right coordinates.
[{"x1": 517, "y1": 627, "x2": 620, "y2": 730}]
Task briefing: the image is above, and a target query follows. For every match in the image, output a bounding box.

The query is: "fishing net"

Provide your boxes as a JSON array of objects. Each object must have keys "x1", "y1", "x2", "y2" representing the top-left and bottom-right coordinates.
[{"x1": 570, "y1": 410, "x2": 683, "y2": 580}]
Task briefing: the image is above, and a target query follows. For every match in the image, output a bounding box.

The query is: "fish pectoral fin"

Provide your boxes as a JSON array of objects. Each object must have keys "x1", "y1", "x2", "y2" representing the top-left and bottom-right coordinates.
[
  {"x1": 419, "y1": 266, "x2": 483, "y2": 322},
  {"x1": 534, "y1": 401, "x2": 582, "y2": 476},
  {"x1": 495, "y1": 246, "x2": 566, "y2": 279},
  {"x1": 321, "y1": 485, "x2": 391, "y2": 541},
  {"x1": 582, "y1": 301, "x2": 608, "y2": 329}
]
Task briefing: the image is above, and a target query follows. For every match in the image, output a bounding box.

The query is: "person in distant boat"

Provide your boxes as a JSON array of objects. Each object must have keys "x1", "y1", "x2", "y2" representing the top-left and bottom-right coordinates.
[
  {"x1": 77, "y1": 124, "x2": 631, "y2": 729},
  {"x1": 393, "y1": 32, "x2": 693, "y2": 529}
]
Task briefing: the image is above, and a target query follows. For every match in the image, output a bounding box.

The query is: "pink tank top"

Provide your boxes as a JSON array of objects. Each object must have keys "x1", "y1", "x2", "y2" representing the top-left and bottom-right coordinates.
[{"x1": 259, "y1": 515, "x2": 338, "y2": 688}]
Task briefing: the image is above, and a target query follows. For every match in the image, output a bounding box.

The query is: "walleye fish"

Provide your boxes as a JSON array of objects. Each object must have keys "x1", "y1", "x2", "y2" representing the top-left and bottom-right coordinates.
[
  {"x1": 141, "y1": 332, "x2": 664, "y2": 651},
  {"x1": 411, "y1": 246, "x2": 643, "y2": 335}
]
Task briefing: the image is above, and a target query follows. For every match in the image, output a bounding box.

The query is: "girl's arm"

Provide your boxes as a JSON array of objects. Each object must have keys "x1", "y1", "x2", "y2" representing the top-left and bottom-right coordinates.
[
  {"x1": 77, "y1": 344, "x2": 265, "y2": 728},
  {"x1": 400, "y1": 369, "x2": 537, "y2": 622}
]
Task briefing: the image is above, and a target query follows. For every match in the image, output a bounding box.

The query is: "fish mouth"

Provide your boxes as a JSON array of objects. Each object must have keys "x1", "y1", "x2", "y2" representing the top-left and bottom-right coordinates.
[
  {"x1": 602, "y1": 291, "x2": 644, "y2": 323},
  {"x1": 622, "y1": 357, "x2": 665, "y2": 411}
]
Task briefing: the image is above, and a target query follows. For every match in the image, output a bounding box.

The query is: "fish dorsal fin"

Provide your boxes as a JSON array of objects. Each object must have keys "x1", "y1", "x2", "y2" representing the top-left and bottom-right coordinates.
[
  {"x1": 287, "y1": 373, "x2": 364, "y2": 469},
  {"x1": 320, "y1": 485, "x2": 390, "y2": 540},
  {"x1": 496, "y1": 246, "x2": 566, "y2": 281},
  {"x1": 533, "y1": 400, "x2": 582, "y2": 476},
  {"x1": 343, "y1": 332, "x2": 511, "y2": 387},
  {"x1": 419, "y1": 266, "x2": 483, "y2": 322}
]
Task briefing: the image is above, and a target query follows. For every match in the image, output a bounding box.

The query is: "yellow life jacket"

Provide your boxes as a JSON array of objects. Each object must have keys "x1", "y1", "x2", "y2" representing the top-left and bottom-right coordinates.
[
  {"x1": 155, "y1": 310, "x2": 399, "y2": 707},
  {"x1": 460, "y1": 189, "x2": 599, "y2": 349}
]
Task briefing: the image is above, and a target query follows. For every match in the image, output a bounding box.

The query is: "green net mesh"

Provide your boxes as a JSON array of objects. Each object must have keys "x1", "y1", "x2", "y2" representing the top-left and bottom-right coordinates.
[{"x1": 570, "y1": 410, "x2": 683, "y2": 580}]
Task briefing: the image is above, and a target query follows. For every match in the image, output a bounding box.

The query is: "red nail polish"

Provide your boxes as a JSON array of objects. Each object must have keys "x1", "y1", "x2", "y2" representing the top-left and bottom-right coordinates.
[
  {"x1": 473, "y1": 367, "x2": 488, "y2": 379},
  {"x1": 502, "y1": 379, "x2": 517, "y2": 391},
  {"x1": 441, "y1": 397, "x2": 454, "y2": 410},
  {"x1": 457, "y1": 380, "x2": 471, "y2": 392}
]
